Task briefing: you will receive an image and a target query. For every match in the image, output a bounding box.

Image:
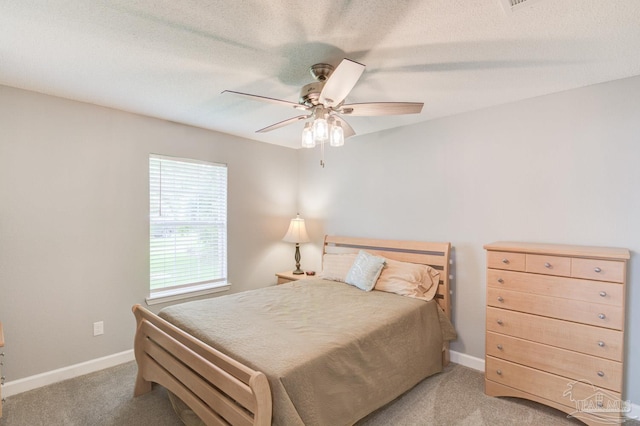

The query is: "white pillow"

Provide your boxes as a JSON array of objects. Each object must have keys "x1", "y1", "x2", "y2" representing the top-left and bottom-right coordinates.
[
  {"x1": 345, "y1": 250, "x2": 386, "y2": 291},
  {"x1": 319, "y1": 253, "x2": 357, "y2": 282}
]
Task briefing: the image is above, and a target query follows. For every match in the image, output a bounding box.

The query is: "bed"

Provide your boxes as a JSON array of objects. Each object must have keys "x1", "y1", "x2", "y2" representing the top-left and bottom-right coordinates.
[{"x1": 132, "y1": 235, "x2": 454, "y2": 426}]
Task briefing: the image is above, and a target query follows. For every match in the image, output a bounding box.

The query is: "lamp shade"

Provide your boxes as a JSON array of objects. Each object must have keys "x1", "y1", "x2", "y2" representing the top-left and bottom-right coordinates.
[{"x1": 282, "y1": 214, "x2": 310, "y2": 243}]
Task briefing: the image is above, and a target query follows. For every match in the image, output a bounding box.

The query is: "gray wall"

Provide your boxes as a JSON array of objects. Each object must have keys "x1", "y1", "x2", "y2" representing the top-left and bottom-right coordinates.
[
  {"x1": 298, "y1": 75, "x2": 640, "y2": 404},
  {"x1": 1, "y1": 75, "x2": 638, "y2": 406},
  {"x1": 0, "y1": 85, "x2": 298, "y2": 380}
]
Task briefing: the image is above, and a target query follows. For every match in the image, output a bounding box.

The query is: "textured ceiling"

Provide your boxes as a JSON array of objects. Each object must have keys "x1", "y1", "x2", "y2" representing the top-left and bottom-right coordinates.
[{"x1": 2, "y1": 1, "x2": 640, "y2": 148}]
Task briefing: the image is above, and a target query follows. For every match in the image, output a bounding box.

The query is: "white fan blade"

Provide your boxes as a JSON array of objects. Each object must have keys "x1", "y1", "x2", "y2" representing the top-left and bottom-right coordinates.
[
  {"x1": 339, "y1": 117, "x2": 356, "y2": 139},
  {"x1": 319, "y1": 59, "x2": 365, "y2": 107},
  {"x1": 256, "y1": 115, "x2": 310, "y2": 133},
  {"x1": 339, "y1": 102, "x2": 423, "y2": 116},
  {"x1": 222, "y1": 90, "x2": 308, "y2": 110}
]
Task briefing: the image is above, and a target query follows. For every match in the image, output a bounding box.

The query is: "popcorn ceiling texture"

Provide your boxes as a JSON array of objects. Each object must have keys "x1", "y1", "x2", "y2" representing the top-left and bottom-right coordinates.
[{"x1": 1, "y1": 0, "x2": 640, "y2": 148}]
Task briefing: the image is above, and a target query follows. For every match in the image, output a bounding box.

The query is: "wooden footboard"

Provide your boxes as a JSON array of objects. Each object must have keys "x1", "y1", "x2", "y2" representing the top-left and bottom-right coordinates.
[{"x1": 132, "y1": 304, "x2": 271, "y2": 426}]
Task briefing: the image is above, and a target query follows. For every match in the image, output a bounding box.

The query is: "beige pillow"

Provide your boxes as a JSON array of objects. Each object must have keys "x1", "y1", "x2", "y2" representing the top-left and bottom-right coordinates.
[
  {"x1": 319, "y1": 253, "x2": 357, "y2": 282},
  {"x1": 374, "y1": 258, "x2": 440, "y2": 301}
]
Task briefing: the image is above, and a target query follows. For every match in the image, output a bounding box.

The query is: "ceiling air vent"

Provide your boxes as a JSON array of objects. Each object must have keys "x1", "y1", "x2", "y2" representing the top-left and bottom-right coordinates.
[{"x1": 499, "y1": 0, "x2": 545, "y2": 14}]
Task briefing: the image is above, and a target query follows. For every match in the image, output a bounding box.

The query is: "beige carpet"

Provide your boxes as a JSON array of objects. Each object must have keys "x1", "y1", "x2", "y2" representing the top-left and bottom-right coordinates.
[
  {"x1": 358, "y1": 362, "x2": 584, "y2": 425},
  {"x1": 0, "y1": 361, "x2": 636, "y2": 425},
  {"x1": 0, "y1": 362, "x2": 181, "y2": 426}
]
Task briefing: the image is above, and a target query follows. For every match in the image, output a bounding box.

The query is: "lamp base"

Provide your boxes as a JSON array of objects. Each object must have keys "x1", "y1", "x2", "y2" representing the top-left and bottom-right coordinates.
[{"x1": 292, "y1": 243, "x2": 304, "y2": 275}]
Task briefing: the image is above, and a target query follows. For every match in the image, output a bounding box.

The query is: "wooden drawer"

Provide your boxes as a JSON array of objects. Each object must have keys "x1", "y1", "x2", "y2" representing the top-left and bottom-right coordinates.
[
  {"x1": 486, "y1": 269, "x2": 623, "y2": 306},
  {"x1": 526, "y1": 254, "x2": 571, "y2": 276},
  {"x1": 487, "y1": 251, "x2": 525, "y2": 271},
  {"x1": 486, "y1": 332, "x2": 622, "y2": 392},
  {"x1": 487, "y1": 288, "x2": 623, "y2": 330},
  {"x1": 572, "y1": 258, "x2": 625, "y2": 283},
  {"x1": 486, "y1": 307, "x2": 623, "y2": 361},
  {"x1": 486, "y1": 357, "x2": 622, "y2": 418}
]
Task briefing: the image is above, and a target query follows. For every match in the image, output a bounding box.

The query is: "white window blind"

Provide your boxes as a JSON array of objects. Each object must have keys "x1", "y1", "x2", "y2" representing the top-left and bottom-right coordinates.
[{"x1": 149, "y1": 155, "x2": 227, "y2": 295}]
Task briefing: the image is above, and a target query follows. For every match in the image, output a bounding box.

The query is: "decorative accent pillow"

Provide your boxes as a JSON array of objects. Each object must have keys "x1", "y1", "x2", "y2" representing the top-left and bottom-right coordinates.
[
  {"x1": 345, "y1": 250, "x2": 386, "y2": 291},
  {"x1": 374, "y1": 257, "x2": 440, "y2": 301},
  {"x1": 319, "y1": 253, "x2": 358, "y2": 282}
]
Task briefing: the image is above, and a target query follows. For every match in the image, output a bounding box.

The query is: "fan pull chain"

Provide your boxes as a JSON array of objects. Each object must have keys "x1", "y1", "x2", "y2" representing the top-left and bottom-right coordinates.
[{"x1": 320, "y1": 140, "x2": 325, "y2": 168}]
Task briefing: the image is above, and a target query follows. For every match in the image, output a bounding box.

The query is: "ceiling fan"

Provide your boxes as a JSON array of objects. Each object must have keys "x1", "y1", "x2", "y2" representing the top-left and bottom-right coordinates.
[{"x1": 222, "y1": 58, "x2": 424, "y2": 150}]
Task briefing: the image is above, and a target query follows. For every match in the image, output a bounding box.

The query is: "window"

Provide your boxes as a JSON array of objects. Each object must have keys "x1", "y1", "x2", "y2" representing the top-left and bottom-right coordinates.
[{"x1": 147, "y1": 154, "x2": 228, "y2": 304}]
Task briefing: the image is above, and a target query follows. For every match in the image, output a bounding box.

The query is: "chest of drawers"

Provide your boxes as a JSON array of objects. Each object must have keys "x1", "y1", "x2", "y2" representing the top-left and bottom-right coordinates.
[{"x1": 484, "y1": 242, "x2": 629, "y2": 425}]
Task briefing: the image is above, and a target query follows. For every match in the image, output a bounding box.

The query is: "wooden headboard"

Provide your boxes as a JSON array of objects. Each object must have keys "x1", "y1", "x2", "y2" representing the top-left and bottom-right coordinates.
[{"x1": 323, "y1": 235, "x2": 452, "y2": 321}]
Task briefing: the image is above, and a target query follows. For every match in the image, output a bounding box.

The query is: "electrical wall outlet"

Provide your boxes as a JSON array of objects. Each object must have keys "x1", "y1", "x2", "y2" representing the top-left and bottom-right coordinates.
[{"x1": 93, "y1": 321, "x2": 104, "y2": 336}]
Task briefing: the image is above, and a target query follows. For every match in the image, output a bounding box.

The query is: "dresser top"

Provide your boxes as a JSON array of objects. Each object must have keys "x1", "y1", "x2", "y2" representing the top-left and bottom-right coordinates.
[{"x1": 484, "y1": 241, "x2": 630, "y2": 260}]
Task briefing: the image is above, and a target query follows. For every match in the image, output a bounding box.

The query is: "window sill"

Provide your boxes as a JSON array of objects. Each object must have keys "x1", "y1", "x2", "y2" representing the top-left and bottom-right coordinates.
[{"x1": 145, "y1": 282, "x2": 231, "y2": 306}]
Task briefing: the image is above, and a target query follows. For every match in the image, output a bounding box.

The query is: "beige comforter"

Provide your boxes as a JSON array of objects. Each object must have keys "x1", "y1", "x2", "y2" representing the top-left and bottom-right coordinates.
[{"x1": 159, "y1": 278, "x2": 452, "y2": 426}]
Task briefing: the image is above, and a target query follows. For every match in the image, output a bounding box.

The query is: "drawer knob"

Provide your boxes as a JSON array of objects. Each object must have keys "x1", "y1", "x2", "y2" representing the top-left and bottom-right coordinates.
[
  {"x1": 496, "y1": 369, "x2": 502, "y2": 376},
  {"x1": 497, "y1": 344, "x2": 503, "y2": 350},
  {"x1": 594, "y1": 267, "x2": 602, "y2": 273},
  {"x1": 598, "y1": 341, "x2": 605, "y2": 347},
  {"x1": 502, "y1": 258, "x2": 509, "y2": 264},
  {"x1": 598, "y1": 313, "x2": 606, "y2": 320},
  {"x1": 497, "y1": 319, "x2": 503, "y2": 325},
  {"x1": 599, "y1": 291, "x2": 607, "y2": 297},
  {"x1": 497, "y1": 278, "x2": 504, "y2": 283},
  {"x1": 544, "y1": 262, "x2": 552, "y2": 268},
  {"x1": 497, "y1": 296, "x2": 504, "y2": 302},
  {"x1": 597, "y1": 371, "x2": 605, "y2": 377}
]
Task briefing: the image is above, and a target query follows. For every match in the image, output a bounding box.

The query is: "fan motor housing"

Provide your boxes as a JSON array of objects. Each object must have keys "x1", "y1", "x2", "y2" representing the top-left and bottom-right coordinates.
[
  {"x1": 299, "y1": 63, "x2": 335, "y2": 106},
  {"x1": 299, "y1": 81, "x2": 325, "y2": 106}
]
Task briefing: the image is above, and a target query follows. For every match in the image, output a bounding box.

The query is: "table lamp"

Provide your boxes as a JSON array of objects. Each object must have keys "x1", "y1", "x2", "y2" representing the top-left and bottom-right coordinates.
[{"x1": 282, "y1": 214, "x2": 310, "y2": 274}]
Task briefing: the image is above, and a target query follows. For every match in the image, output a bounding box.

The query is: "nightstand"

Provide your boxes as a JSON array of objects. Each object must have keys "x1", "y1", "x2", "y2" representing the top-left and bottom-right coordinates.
[{"x1": 276, "y1": 271, "x2": 309, "y2": 284}]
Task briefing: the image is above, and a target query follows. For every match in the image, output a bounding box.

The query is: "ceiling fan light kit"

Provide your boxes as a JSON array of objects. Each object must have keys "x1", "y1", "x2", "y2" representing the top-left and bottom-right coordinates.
[
  {"x1": 223, "y1": 58, "x2": 424, "y2": 166},
  {"x1": 300, "y1": 113, "x2": 345, "y2": 149}
]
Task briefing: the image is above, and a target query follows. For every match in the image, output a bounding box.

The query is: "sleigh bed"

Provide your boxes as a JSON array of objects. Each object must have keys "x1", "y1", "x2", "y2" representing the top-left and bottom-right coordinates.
[{"x1": 132, "y1": 236, "x2": 454, "y2": 426}]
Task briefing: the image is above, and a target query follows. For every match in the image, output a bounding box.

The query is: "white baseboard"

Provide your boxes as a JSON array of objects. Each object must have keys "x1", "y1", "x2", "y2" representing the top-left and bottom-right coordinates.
[
  {"x1": 450, "y1": 349, "x2": 485, "y2": 371},
  {"x1": 3, "y1": 349, "x2": 134, "y2": 398},
  {"x1": 627, "y1": 402, "x2": 640, "y2": 421}
]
